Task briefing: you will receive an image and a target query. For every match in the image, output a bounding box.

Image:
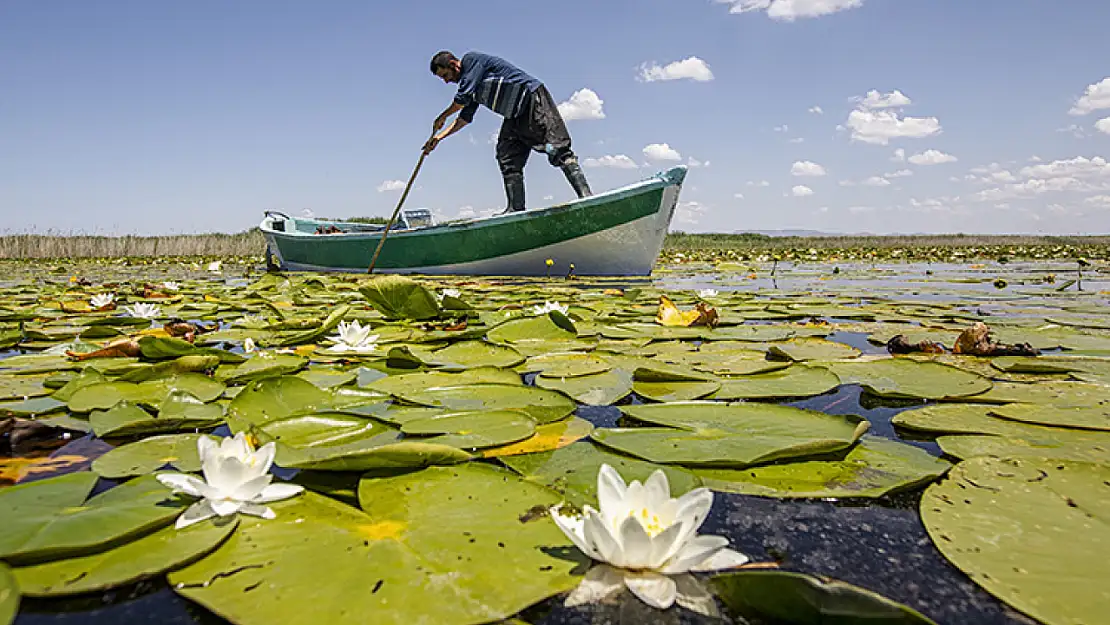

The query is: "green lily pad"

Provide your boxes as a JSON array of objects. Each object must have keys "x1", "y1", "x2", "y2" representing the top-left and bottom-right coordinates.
[
  {"x1": 367, "y1": 367, "x2": 521, "y2": 397},
  {"x1": 523, "y1": 352, "x2": 611, "y2": 378},
  {"x1": 711, "y1": 366, "x2": 840, "y2": 400},
  {"x1": 694, "y1": 437, "x2": 950, "y2": 499},
  {"x1": 498, "y1": 439, "x2": 703, "y2": 508},
  {"x1": 962, "y1": 380, "x2": 1110, "y2": 405},
  {"x1": 12, "y1": 517, "x2": 237, "y2": 597},
  {"x1": 989, "y1": 403, "x2": 1110, "y2": 431},
  {"x1": 261, "y1": 412, "x2": 396, "y2": 448},
  {"x1": 169, "y1": 466, "x2": 581, "y2": 625},
  {"x1": 768, "y1": 338, "x2": 862, "y2": 362},
  {"x1": 401, "y1": 410, "x2": 536, "y2": 449},
  {"x1": 893, "y1": 404, "x2": 1110, "y2": 445},
  {"x1": 90, "y1": 392, "x2": 224, "y2": 438},
  {"x1": 535, "y1": 369, "x2": 633, "y2": 406},
  {"x1": 824, "y1": 359, "x2": 993, "y2": 400},
  {"x1": 0, "y1": 374, "x2": 49, "y2": 401},
  {"x1": 67, "y1": 374, "x2": 225, "y2": 413},
  {"x1": 215, "y1": 354, "x2": 308, "y2": 385},
  {"x1": 117, "y1": 355, "x2": 223, "y2": 383},
  {"x1": 692, "y1": 354, "x2": 792, "y2": 377},
  {"x1": 295, "y1": 368, "x2": 358, "y2": 389},
  {"x1": 227, "y1": 376, "x2": 334, "y2": 427},
  {"x1": 0, "y1": 396, "x2": 67, "y2": 418},
  {"x1": 272, "y1": 304, "x2": 352, "y2": 346},
  {"x1": 991, "y1": 355, "x2": 1110, "y2": 374},
  {"x1": 359, "y1": 275, "x2": 441, "y2": 321},
  {"x1": 0, "y1": 473, "x2": 183, "y2": 565},
  {"x1": 486, "y1": 314, "x2": 578, "y2": 344},
  {"x1": 631, "y1": 366, "x2": 721, "y2": 402},
  {"x1": 592, "y1": 402, "x2": 870, "y2": 468},
  {"x1": 397, "y1": 383, "x2": 576, "y2": 424},
  {"x1": 711, "y1": 570, "x2": 938, "y2": 624},
  {"x1": 91, "y1": 434, "x2": 204, "y2": 478},
  {"x1": 430, "y1": 340, "x2": 525, "y2": 370},
  {"x1": 937, "y1": 435, "x2": 1110, "y2": 464},
  {"x1": 0, "y1": 563, "x2": 15, "y2": 625},
  {"x1": 49, "y1": 369, "x2": 107, "y2": 402},
  {"x1": 921, "y1": 457, "x2": 1110, "y2": 625}
]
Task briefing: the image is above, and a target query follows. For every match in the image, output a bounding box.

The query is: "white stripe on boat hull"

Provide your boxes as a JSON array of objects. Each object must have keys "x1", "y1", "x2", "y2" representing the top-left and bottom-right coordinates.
[{"x1": 268, "y1": 184, "x2": 679, "y2": 276}]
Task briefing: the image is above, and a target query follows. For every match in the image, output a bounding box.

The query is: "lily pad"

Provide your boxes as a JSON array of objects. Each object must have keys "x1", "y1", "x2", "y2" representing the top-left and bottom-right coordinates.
[
  {"x1": 535, "y1": 369, "x2": 633, "y2": 406},
  {"x1": 430, "y1": 340, "x2": 525, "y2": 370},
  {"x1": 367, "y1": 367, "x2": 521, "y2": 397},
  {"x1": 0, "y1": 564, "x2": 16, "y2": 625},
  {"x1": 712, "y1": 570, "x2": 938, "y2": 624},
  {"x1": 91, "y1": 434, "x2": 204, "y2": 478},
  {"x1": 937, "y1": 435, "x2": 1110, "y2": 464},
  {"x1": 486, "y1": 314, "x2": 577, "y2": 344},
  {"x1": 499, "y1": 439, "x2": 703, "y2": 508},
  {"x1": 169, "y1": 466, "x2": 581, "y2": 625},
  {"x1": 631, "y1": 366, "x2": 721, "y2": 402},
  {"x1": 480, "y1": 417, "x2": 594, "y2": 458},
  {"x1": 0, "y1": 473, "x2": 183, "y2": 565},
  {"x1": 768, "y1": 338, "x2": 862, "y2": 362},
  {"x1": 989, "y1": 403, "x2": 1110, "y2": 431},
  {"x1": 921, "y1": 457, "x2": 1110, "y2": 625},
  {"x1": 12, "y1": 517, "x2": 237, "y2": 597},
  {"x1": 962, "y1": 380, "x2": 1110, "y2": 405},
  {"x1": 215, "y1": 354, "x2": 308, "y2": 385},
  {"x1": 398, "y1": 383, "x2": 576, "y2": 424},
  {"x1": 711, "y1": 366, "x2": 840, "y2": 400},
  {"x1": 401, "y1": 410, "x2": 536, "y2": 450},
  {"x1": 227, "y1": 376, "x2": 334, "y2": 427},
  {"x1": 893, "y1": 403, "x2": 1110, "y2": 445},
  {"x1": 823, "y1": 359, "x2": 993, "y2": 400},
  {"x1": 524, "y1": 352, "x2": 612, "y2": 378},
  {"x1": 592, "y1": 402, "x2": 870, "y2": 468},
  {"x1": 694, "y1": 437, "x2": 950, "y2": 499},
  {"x1": 90, "y1": 393, "x2": 224, "y2": 438},
  {"x1": 359, "y1": 275, "x2": 441, "y2": 321}
]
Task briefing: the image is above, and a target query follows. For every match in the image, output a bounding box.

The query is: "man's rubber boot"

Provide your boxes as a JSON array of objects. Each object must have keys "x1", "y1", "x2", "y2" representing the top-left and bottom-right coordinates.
[
  {"x1": 501, "y1": 172, "x2": 526, "y2": 214},
  {"x1": 560, "y1": 158, "x2": 592, "y2": 198}
]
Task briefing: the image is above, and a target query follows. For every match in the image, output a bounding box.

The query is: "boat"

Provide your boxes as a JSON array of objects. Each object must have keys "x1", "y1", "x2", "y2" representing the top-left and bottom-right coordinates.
[{"x1": 259, "y1": 166, "x2": 687, "y2": 276}]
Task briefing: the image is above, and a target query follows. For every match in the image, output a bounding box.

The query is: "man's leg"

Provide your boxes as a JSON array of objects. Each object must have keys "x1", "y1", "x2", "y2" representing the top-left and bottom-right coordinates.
[
  {"x1": 530, "y1": 85, "x2": 592, "y2": 199},
  {"x1": 496, "y1": 119, "x2": 531, "y2": 213}
]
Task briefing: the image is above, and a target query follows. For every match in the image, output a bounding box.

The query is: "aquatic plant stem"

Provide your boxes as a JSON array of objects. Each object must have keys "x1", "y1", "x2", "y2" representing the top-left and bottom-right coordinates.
[{"x1": 368, "y1": 140, "x2": 430, "y2": 274}]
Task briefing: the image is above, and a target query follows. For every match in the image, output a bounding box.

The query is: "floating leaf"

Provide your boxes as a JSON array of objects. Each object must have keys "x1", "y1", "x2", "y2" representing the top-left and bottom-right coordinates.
[
  {"x1": 712, "y1": 570, "x2": 938, "y2": 624},
  {"x1": 963, "y1": 380, "x2": 1110, "y2": 405},
  {"x1": 535, "y1": 369, "x2": 633, "y2": 406},
  {"x1": 12, "y1": 517, "x2": 237, "y2": 597},
  {"x1": 401, "y1": 410, "x2": 536, "y2": 450},
  {"x1": 367, "y1": 367, "x2": 521, "y2": 397},
  {"x1": 656, "y1": 295, "x2": 718, "y2": 328},
  {"x1": 430, "y1": 340, "x2": 525, "y2": 370},
  {"x1": 169, "y1": 466, "x2": 581, "y2": 625},
  {"x1": 481, "y1": 416, "x2": 594, "y2": 458},
  {"x1": 824, "y1": 359, "x2": 992, "y2": 400},
  {"x1": 0, "y1": 563, "x2": 15, "y2": 625},
  {"x1": 215, "y1": 354, "x2": 308, "y2": 385},
  {"x1": 359, "y1": 275, "x2": 441, "y2": 321},
  {"x1": 921, "y1": 457, "x2": 1110, "y2": 625},
  {"x1": 631, "y1": 366, "x2": 721, "y2": 402},
  {"x1": 592, "y1": 402, "x2": 869, "y2": 468},
  {"x1": 227, "y1": 376, "x2": 334, "y2": 427},
  {"x1": 694, "y1": 437, "x2": 950, "y2": 499},
  {"x1": 486, "y1": 315, "x2": 577, "y2": 344},
  {"x1": 711, "y1": 366, "x2": 840, "y2": 400},
  {"x1": 91, "y1": 434, "x2": 203, "y2": 478},
  {"x1": 769, "y1": 338, "x2": 862, "y2": 362},
  {"x1": 90, "y1": 393, "x2": 223, "y2": 438},
  {"x1": 893, "y1": 403, "x2": 1110, "y2": 446},
  {"x1": 398, "y1": 384, "x2": 576, "y2": 424},
  {"x1": 989, "y1": 402, "x2": 1110, "y2": 431},
  {"x1": 937, "y1": 435, "x2": 1110, "y2": 464},
  {"x1": 272, "y1": 304, "x2": 352, "y2": 346},
  {"x1": 523, "y1": 352, "x2": 611, "y2": 378}
]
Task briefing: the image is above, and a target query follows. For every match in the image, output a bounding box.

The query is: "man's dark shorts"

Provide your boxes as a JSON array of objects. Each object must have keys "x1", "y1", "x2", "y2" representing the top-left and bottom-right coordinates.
[{"x1": 496, "y1": 85, "x2": 575, "y2": 176}]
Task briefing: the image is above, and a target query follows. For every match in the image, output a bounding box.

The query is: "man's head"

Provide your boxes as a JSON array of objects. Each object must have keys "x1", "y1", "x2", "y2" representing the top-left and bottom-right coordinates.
[{"x1": 430, "y1": 51, "x2": 462, "y2": 83}]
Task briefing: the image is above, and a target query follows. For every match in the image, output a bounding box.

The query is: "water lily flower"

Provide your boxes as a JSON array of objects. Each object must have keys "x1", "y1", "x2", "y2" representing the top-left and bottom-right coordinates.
[
  {"x1": 696, "y1": 288, "x2": 718, "y2": 298},
  {"x1": 162, "y1": 281, "x2": 181, "y2": 291},
  {"x1": 549, "y1": 464, "x2": 749, "y2": 614},
  {"x1": 89, "y1": 293, "x2": 115, "y2": 309},
  {"x1": 125, "y1": 302, "x2": 160, "y2": 319},
  {"x1": 441, "y1": 288, "x2": 461, "y2": 299},
  {"x1": 207, "y1": 261, "x2": 222, "y2": 272},
  {"x1": 243, "y1": 337, "x2": 257, "y2": 353},
  {"x1": 325, "y1": 320, "x2": 379, "y2": 353},
  {"x1": 531, "y1": 301, "x2": 569, "y2": 316},
  {"x1": 157, "y1": 432, "x2": 304, "y2": 529}
]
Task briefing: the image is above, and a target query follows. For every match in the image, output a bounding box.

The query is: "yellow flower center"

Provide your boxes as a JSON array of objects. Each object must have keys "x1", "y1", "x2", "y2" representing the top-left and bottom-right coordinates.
[{"x1": 635, "y1": 507, "x2": 665, "y2": 537}]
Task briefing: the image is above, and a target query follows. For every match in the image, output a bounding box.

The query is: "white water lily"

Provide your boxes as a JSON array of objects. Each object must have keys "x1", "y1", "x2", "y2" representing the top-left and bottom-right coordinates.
[
  {"x1": 696, "y1": 288, "x2": 718, "y2": 298},
  {"x1": 125, "y1": 302, "x2": 160, "y2": 319},
  {"x1": 243, "y1": 337, "x2": 257, "y2": 353},
  {"x1": 89, "y1": 293, "x2": 115, "y2": 308},
  {"x1": 162, "y1": 281, "x2": 180, "y2": 291},
  {"x1": 531, "y1": 301, "x2": 569, "y2": 316},
  {"x1": 207, "y1": 261, "x2": 222, "y2": 272},
  {"x1": 439, "y1": 288, "x2": 461, "y2": 301},
  {"x1": 157, "y1": 432, "x2": 304, "y2": 529},
  {"x1": 325, "y1": 320, "x2": 379, "y2": 353},
  {"x1": 550, "y1": 464, "x2": 749, "y2": 614}
]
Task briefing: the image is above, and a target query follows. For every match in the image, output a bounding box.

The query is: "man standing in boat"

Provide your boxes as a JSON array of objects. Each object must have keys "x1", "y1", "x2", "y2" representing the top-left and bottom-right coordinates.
[{"x1": 422, "y1": 50, "x2": 592, "y2": 213}]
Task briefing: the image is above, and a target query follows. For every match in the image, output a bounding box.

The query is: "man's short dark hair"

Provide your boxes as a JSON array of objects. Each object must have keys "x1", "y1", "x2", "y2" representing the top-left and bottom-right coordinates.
[{"x1": 430, "y1": 51, "x2": 457, "y2": 74}]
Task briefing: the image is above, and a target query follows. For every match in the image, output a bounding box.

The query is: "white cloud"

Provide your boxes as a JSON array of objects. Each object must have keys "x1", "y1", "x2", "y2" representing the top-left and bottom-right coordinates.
[
  {"x1": 791, "y1": 185, "x2": 814, "y2": 197},
  {"x1": 376, "y1": 179, "x2": 406, "y2": 192},
  {"x1": 1084, "y1": 194, "x2": 1110, "y2": 208},
  {"x1": 848, "y1": 205, "x2": 876, "y2": 214},
  {"x1": 845, "y1": 109, "x2": 941, "y2": 145},
  {"x1": 1019, "y1": 156, "x2": 1110, "y2": 180},
  {"x1": 638, "y1": 56, "x2": 714, "y2": 82},
  {"x1": 687, "y1": 157, "x2": 710, "y2": 168},
  {"x1": 747, "y1": 180, "x2": 771, "y2": 187},
  {"x1": 886, "y1": 169, "x2": 914, "y2": 178},
  {"x1": 892, "y1": 148, "x2": 906, "y2": 162},
  {"x1": 808, "y1": 106, "x2": 824, "y2": 115},
  {"x1": 788, "y1": 137, "x2": 805, "y2": 144},
  {"x1": 557, "y1": 88, "x2": 606, "y2": 121},
  {"x1": 838, "y1": 180, "x2": 855, "y2": 187},
  {"x1": 858, "y1": 89, "x2": 912, "y2": 110},
  {"x1": 861, "y1": 176, "x2": 892, "y2": 187},
  {"x1": 773, "y1": 125, "x2": 789, "y2": 133},
  {"x1": 1057, "y1": 124, "x2": 1087, "y2": 139},
  {"x1": 791, "y1": 160, "x2": 827, "y2": 176},
  {"x1": 1069, "y1": 78, "x2": 1110, "y2": 116},
  {"x1": 643, "y1": 143, "x2": 682, "y2": 162},
  {"x1": 676, "y1": 200, "x2": 708, "y2": 224},
  {"x1": 734, "y1": 193, "x2": 745, "y2": 199},
  {"x1": 583, "y1": 154, "x2": 639, "y2": 169},
  {"x1": 908, "y1": 149, "x2": 958, "y2": 165},
  {"x1": 1097, "y1": 118, "x2": 1110, "y2": 135},
  {"x1": 718, "y1": 0, "x2": 864, "y2": 21}
]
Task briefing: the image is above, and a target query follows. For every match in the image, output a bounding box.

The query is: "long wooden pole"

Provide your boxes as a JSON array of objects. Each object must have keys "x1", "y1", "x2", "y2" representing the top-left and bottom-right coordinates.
[{"x1": 367, "y1": 144, "x2": 429, "y2": 274}]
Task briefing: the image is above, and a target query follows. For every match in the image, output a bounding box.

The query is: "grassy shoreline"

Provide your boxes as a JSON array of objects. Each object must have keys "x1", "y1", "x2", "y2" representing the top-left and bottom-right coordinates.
[{"x1": 0, "y1": 230, "x2": 1107, "y2": 261}]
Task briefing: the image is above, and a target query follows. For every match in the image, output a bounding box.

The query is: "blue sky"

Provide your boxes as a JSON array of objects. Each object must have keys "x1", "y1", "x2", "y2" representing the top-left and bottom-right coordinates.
[{"x1": 2, "y1": 0, "x2": 1109, "y2": 236}]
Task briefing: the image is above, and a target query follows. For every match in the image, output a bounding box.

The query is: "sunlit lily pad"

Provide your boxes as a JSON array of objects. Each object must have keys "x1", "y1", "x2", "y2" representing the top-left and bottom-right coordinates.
[
  {"x1": 0, "y1": 396, "x2": 67, "y2": 418},
  {"x1": 480, "y1": 417, "x2": 594, "y2": 458},
  {"x1": 592, "y1": 402, "x2": 869, "y2": 468},
  {"x1": 712, "y1": 570, "x2": 938, "y2": 624},
  {"x1": 768, "y1": 338, "x2": 862, "y2": 362},
  {"x1": 397, "y1": 383, "x2": 576, "y2": 424},
  {"x1": 227, "y1": 376, "x2": 335, "y2": 427},
  {"x1": 523, "y1": 352, "x2": 612, "y2": 378},
  {"x1": 499, "y1": 439, "x2": 702, "y2": 508},
  {"x1": 921, "y1": 457, "x2": 1110, "y2": 625},
  {"x1": 535, "y1": 369, "x2": 633, "y2": 406},
  {"x1": 90, "y1": 392, "x2": 224, "y2": 438},
  {"x1": 962, "y1": 380, "x2": 1110, "y2": 405},
  {"x1": 487, "y1": 314, "x2": 577, "y2": 343},
  {"x1": 937, "y1": 435, "x2": 1110, "y2": 464},
  {"x1": 694, "y1": 437, "x2": 950, "y2": 499},
  {"x1": 989, "y1": 403, "x2": 1110, "y2": 431},
  {"x1": 824, "y1": 359, "x2": 993, "y2": 399},
  {"x1": 215, "y1": 354, "x2": 308, "y2": 385},
  {"x1": 401, "y1": 410, "x2": 536, "y2": 449},
  {"x1": 367, "y1": 367, "x2": 521, "y2": 397},
  {"x1": 359, "y1": 275, "x2": 441, "y2": 320},
  {"x1": 0, "y1": 564, "x2": 15, "y2": 625},
  {"x1": 430, "y1": 340, "x2": 525, "y2": 370},
  {"x1": 711, "y1": 366, "x2": 840, "y2": 400},
  {"x1": 12, "y1": 517, "x2": 237, "y2": 597},
  {"x1": 169, "y1": 466, "x2": 581, "y2": 625},
  {"x1": 92, "y1": 433, "x2": 203, "y2": 478},
  {"x1": 631, "y1": 366, "x2": 721, "y2": 402},
  {"x1": 893, "y1": 403, "x2": 1110, "y2": 445}
]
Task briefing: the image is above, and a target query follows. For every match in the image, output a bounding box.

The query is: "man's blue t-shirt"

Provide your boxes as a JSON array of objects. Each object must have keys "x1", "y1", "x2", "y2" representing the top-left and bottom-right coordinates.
[{"x1": 453, "y1": 52, "x2": 543, "y2": 123}]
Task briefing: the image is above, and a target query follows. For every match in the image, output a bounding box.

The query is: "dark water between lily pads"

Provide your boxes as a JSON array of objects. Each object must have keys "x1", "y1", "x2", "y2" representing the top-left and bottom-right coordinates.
[{"x1": 4, "y1": 258, "x2": 1108, "y2": 625}]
